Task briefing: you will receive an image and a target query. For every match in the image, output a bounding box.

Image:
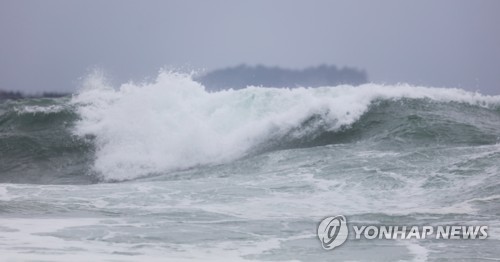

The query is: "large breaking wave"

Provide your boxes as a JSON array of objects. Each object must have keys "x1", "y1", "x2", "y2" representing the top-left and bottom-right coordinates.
[
  {"x1": 1, "y1": 71, "x2": 499, "y2": 182},
  {"x1": 70, "y1": 72, "x2": 500, "y2": 181}
]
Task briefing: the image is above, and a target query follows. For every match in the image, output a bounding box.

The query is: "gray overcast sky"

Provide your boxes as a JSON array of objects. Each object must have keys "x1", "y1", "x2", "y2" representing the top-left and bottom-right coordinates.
[{"x1": 1, "y1": 0, "x2": 499, "y2": 94}]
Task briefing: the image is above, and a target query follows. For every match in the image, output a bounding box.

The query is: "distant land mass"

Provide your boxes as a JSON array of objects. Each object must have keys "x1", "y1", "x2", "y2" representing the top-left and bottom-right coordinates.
[{"x1": 196, "y1": 64, "x2": 368, "y2": 90}]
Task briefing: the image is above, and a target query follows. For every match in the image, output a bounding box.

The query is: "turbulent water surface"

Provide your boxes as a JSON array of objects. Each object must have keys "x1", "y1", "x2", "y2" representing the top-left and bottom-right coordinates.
[{"x1": 1, "y1": 72, "x2": 500, "y2": 261}]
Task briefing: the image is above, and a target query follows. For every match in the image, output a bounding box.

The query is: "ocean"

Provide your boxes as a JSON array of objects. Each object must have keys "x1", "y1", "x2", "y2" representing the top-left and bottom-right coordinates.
[{"x1": 1, "y1": 72, "x2": 499, "y2": 261}]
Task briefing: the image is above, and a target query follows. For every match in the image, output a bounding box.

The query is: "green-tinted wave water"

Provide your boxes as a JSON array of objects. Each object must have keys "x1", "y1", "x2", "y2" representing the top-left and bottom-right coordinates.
[{"x1": 1, "y1": 95, "x2": 499, "y2": 184}]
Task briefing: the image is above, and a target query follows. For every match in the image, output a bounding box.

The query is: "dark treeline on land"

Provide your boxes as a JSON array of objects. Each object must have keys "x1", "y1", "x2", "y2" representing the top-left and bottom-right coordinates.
[
  {"x1": 0, "y1": 90, "x2": 69, "y2": 100},
  {"x1": 196, "y1": 64, "x2": 368, "y2": 90}
]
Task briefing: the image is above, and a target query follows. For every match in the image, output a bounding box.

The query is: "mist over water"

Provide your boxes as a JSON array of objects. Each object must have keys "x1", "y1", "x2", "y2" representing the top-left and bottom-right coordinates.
[{"x1": 1, "y1": 71, "x2": 500, "y2": 261}]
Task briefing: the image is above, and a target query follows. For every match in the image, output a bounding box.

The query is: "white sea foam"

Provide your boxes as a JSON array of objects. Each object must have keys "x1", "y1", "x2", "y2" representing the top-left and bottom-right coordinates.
[
  {"x1": 71, "y1": 71, "x2": 500, "y2": 180},
  {"x1": 14, "y1": 104, "x2": 66, "y2": 114}
]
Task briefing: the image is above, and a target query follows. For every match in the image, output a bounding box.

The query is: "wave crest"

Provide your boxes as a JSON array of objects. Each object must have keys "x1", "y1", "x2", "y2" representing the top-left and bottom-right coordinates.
[{"x1": 71, "y1": 71, "x2": 500, "y2": 181}]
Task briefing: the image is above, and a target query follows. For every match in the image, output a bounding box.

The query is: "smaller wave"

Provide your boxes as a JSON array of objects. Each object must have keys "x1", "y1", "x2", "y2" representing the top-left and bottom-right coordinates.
[
  {"x1": 0, "y1": 99, "x2": 76, "y2": 131},
  {"x1": 0, "y1": 99, "x2": 95, "y2": 184}
]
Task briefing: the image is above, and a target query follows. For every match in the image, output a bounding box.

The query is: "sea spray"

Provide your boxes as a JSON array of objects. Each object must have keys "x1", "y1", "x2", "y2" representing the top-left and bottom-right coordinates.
[{"x1": 69, "y1": 71, "x2": 500, "y2": 180}]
